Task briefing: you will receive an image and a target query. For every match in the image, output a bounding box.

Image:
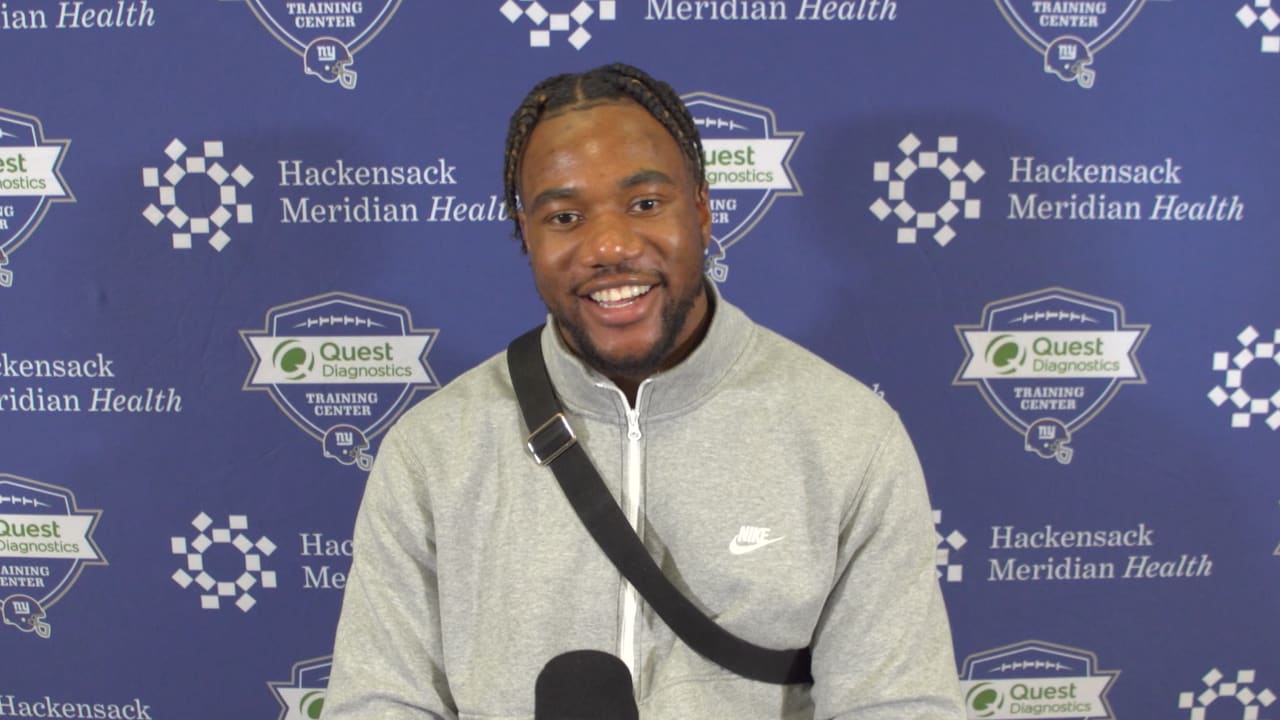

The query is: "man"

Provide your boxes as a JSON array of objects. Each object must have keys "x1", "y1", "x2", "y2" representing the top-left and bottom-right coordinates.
[{"x1": 324, "y1": 63, "x2": 965, "y2": 718}]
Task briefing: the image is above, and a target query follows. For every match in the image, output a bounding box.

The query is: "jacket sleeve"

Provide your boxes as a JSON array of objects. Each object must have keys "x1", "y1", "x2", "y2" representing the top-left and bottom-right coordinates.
[
  {"x1": 809, "y1": 415, "x2": 966, "y2": 720},
  {"x1": 323, "y1": 422, "x2": 457, "y2": 719}
]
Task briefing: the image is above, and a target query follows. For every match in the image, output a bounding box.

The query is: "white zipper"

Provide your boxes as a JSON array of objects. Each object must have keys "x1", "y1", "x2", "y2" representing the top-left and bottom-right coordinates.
[{"x1": 602, "y1": 380, "x2": 648, "y2": 685}]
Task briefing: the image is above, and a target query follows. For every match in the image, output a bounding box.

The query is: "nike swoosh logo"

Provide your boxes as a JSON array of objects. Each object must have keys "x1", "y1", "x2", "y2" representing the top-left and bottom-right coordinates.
[{"x1": 728, "y1": 536, "x2": 785, "y2": 555}]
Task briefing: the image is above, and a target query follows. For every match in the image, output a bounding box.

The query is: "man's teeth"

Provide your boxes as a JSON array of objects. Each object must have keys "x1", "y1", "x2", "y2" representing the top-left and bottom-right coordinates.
[{"x1": 590, "y1": 285, "x2": 652, "y2": 304}]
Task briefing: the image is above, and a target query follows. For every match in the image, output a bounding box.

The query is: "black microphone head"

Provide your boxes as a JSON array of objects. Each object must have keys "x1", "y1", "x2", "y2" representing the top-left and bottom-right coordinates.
[{"x1": 534, "y1": 650, "x2": 638, "y2": 720}]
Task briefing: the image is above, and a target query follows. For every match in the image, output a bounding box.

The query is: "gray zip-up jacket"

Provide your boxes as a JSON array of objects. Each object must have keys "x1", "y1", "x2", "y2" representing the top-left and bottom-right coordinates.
[{"x1": 324, "y1": 293, "x2": 965, "y2": 719}]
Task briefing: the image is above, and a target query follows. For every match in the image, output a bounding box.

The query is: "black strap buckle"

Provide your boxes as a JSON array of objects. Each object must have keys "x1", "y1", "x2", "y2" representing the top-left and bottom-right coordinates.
[{"x1": 526, "y1": 412, "x2": 577, "y2": 466}]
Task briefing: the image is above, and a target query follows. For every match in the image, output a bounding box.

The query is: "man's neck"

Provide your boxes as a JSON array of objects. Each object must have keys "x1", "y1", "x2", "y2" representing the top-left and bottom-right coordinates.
[{"x1": 605, "y1": 284, "x2": 716, "y2": 407}]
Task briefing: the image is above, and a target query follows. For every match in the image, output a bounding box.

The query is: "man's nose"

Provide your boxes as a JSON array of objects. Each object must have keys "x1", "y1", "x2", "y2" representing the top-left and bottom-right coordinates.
[{"x1": 581, "y1": 211, "x2": 642, "y2": 267}]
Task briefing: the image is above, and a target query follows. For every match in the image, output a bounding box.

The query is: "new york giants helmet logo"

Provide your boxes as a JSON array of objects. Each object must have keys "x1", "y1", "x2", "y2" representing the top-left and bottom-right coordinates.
[
  {"x1": 323, "y1": 424, "x2": 374, "y2": 471},
  {"x1": 3, "y1": 595, "x2": 51, "y2": 638},
  {"x1": 1044, "y1": 36, "x2": 1096, "y2": 89},
  {"x1": 304, "y1": 38, "x2": 358, "y2": 90}
]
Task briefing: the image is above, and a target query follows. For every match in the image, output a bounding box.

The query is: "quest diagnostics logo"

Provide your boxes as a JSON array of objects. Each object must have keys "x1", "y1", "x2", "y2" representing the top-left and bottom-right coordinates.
[
  {"x1": 273, "y1": 339, "x2": 317, "y2": 381},
  {"x1": 0, "y1": 474, "x2": 105, "y2": 639},
  {"x1": 996, "y1": 0, "x2": 1153, "y2": 88},
  {"x1": 0, "y1": 109, "x2": 73, "y2": 288},
  {"x1": 500, "y1": 0, "x2": 615, "y2": 49},
  {"x1": 242, "y1": 292, "x2": 438, "y2": 471},
  {"x1": 960, "y1": 640, "x2": 1118, "y2": 719},
  {"x1": 270, "y1": 656, "x2": 331, "y2": 720},
  {"x1": 683, "y1": 92, "x2": 801, "y2": 282},
  {"x1": 869, "y1": 133, "x2": 983, "y2": 248},
  {"x1": 955, "y1": 288, "x2": 1146, "y2": 464},
  {"x1": 229, "y1": 0, "x2": 401, "y2": 89}
]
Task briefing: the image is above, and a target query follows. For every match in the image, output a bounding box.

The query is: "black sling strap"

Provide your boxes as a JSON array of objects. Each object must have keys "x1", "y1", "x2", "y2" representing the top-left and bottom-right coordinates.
[{"x1": 506, "y1": 326, "x2": 813, "y2": 685}]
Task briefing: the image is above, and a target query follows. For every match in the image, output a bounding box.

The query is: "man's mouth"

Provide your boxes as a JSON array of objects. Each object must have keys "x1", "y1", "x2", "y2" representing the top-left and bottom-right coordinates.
[{"x1": 588, "y1": 284, "x2": 654, "y2": 308}]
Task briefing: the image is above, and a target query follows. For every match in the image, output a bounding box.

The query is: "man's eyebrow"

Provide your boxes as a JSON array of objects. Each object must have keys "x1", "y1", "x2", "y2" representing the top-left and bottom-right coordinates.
[
  {"x1": 527, "y1": 186, "x2": 578, "y2": 211},
  {"x1": 620, "y1": 169, "x2": 675, "y2": 189},
  {"x1": 525, "y1": 170, "x2": 676, "y2": 211}
]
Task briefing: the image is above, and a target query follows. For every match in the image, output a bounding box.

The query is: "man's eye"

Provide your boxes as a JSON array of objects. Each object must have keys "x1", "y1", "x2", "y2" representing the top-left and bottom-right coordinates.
[
  {"x1": 633, "y1": 198, "x2": 659, "y2": 212},
  {"x1": 548, "y1": 212, "x2": 579, "y2": 225}
]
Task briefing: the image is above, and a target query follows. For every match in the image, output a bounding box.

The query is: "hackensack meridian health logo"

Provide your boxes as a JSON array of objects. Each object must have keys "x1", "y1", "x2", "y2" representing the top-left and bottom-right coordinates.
[
  {"x1": 869, "y1": 133, "x2": 983, "y2": 248},
  {"x1": 1178, "y1": 668, "x2": 1276, "y2": 719},
  {"x1": 995, "y1": 0, "x2": 1151, "y2": 88},
  {"x1": 0, "y1": 474, "x2": 105, "y2": 639},
  {"x1": 682, "y1": 92, "x2": 801, "y2": 282},
  {"x1": 270, "y1": 655, "x2": 331, "y2": 720},
  {"x1": 1208, "y1": 325, "x2": 1280, "y2": 429},
  {"x1": 142, "y1": 138, "x2": 253, "y2": 252},
  {"x1": 235, "y1": 0, "x2": 401, "y2": 89},
  {"x1": 0, "y1": 108, "x2": 73, "y2": 288},
  {"x1": 1237, "y1": 0, "x2": 1280, "y2": 54},
  {"x1": 171, "y1": 512, "x2": 276, "y2": 611},
  {"x1": 955, "y1": 288, "x2": 1147, "y2": 464},
  {"x1": 242, "y1": 292, "x2": 439, "y2": 470},
  {"x1": 960, "y1": 640, "x2": 1118, "y2": 719},
  {"x1": 500, "y1": 0, "x2": 616, "y2": 49},
  {"x1": 934, "y1": 509, "x2": 966, "y2": 583}
]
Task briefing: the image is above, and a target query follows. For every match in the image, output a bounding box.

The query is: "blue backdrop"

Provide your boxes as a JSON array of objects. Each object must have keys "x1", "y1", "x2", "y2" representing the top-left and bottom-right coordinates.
[{"x1": 1, "y1": 1, "x2": 1277, "y2": 718}]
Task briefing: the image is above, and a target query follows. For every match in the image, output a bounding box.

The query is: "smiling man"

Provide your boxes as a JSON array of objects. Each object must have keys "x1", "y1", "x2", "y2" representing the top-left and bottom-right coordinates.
[
  {"x1": 517, "y1": 96, "x2": 712, "y2": 403},
  {"x1": 324, "y1": 63, "x2": 965, "y2": 719}
]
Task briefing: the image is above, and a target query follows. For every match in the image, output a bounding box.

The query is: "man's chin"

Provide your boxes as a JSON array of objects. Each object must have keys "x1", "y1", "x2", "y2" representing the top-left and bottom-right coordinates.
[
  {"x1": 579, "y1": 343, "x2": 666, "y2": 379},
  {"x1": 553, "y1": 290, "x2": 698, "y2": 382},
  {"x1": 562, "y1": 324, "x2": 670, "y2": 379}
]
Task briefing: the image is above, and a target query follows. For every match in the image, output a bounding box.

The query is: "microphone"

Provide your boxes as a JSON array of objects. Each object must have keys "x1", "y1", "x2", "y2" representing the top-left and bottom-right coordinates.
[{"x1": 534, "y1": 650, "x2": 638, "y2": 720}]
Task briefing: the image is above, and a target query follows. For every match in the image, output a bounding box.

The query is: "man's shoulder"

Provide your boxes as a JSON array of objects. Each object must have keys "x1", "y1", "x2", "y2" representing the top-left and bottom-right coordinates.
[
  {"x1": 392, "y1": 348, "x2": 515, "y2": 434},
  {"x1": 743, "y1": 320, "x2": 892, "y2": 417},
  {"x1": 369, "y1": 346, "x2": 527, "y2": 492}
]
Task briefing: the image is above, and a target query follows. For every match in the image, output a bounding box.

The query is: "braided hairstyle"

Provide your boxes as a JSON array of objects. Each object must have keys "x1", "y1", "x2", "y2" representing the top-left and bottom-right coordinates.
[{"x1": 502, "y1": 63, "x2": 706, "y2": 251}]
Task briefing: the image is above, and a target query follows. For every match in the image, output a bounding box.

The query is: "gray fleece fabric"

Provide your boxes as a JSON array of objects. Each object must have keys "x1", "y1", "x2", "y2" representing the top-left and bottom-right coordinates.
[{"x1": 324, "y1": 291, "x2": 966, "y2": 719}]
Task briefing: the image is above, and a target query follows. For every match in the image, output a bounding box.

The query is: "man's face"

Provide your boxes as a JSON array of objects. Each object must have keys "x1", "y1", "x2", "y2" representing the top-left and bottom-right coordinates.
[{"x1": 517, "y1": 100, "x2": 712, "y2": 382}]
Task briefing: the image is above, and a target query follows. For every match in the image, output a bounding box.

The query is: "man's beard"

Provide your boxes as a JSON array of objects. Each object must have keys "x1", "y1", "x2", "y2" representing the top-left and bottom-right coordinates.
[{"x1": 552, "y1": 276, "x2": 703, "y2": 381}]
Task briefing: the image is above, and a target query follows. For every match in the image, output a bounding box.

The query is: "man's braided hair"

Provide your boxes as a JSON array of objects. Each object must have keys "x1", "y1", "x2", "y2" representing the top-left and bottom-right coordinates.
[{"x1": 502, "y1": 62, "x2": 706, "y2": 251}]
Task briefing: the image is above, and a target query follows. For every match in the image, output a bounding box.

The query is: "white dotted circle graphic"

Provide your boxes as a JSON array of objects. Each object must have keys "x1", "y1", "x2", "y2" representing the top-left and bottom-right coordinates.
[
  {"x1": 1178, "y1": 668, "x2": 1276, "y2": 720},
  {"x1": 170, "y1": 512, "x2": 277, "y2": 612},
  {"x1": 499, "y1": 0, "x2": 615, "y2": 50},
  {"x1": 869, "y1": 133, "x2": 984, "y2": 247},
  {"x1": 933, "y1": 509, "x2": 966, "y2": 583},
  {"x1": 1237, "y1": 0, "x2": 1280, "y2": 54},
  {"x1": 142, "y1": 139, "x2": 254, "y2": 252},
  {"x1": 1207, "y1": 325, "x2": 1280, "y2": 429}
]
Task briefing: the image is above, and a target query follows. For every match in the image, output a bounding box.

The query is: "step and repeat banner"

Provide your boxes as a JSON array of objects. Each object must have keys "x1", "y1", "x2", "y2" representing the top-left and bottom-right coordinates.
[{"x1": 2, "y1": 1, "x2": 1278, "y2": 718}]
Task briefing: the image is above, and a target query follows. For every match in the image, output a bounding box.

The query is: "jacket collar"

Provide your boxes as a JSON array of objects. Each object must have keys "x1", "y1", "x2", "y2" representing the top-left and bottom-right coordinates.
[{"x1": 538, "y1": 282, "x2": 753, "y2": 421}]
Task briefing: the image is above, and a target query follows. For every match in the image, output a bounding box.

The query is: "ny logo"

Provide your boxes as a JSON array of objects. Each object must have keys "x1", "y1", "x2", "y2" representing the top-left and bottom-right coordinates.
[
  {"x1": 11, "y1": 600, "x2": 31, "y2": 614},
  {"x1": 1057, "y1": 43, "x2": 1079, "y2": 61},
  {"x1": 333, "y1": 430, "x2": 355, "y2": 447},
  {"x1": 1038, "y1": 424, "x2": 1059, "y2": 441},
  {"x1": 317, "y1": 45, "x2": 338, "y2": 62}
]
